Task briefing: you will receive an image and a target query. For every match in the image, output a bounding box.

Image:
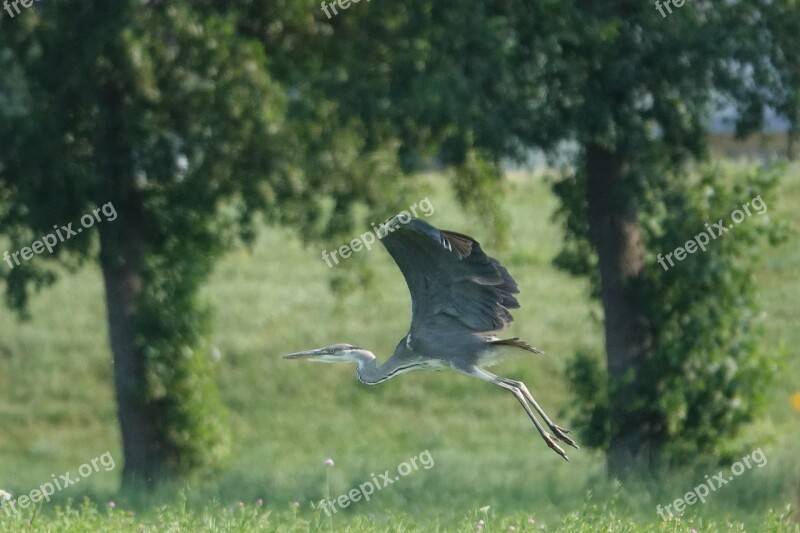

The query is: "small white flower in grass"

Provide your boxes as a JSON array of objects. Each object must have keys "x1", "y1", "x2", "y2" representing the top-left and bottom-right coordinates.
[
  {"x1": 479, "y1": 505, "x2": 490, "y2": 514},
  {"x1": 0, "y1": 489, "x2": 11, "y2": 502},
  {"x1": 255, "y1": 498, "x2": 263, "y2": 506},
  {"x1": 322, "y1": 458, "x2": 335, "y2": 513},
  {"x1": 107, "y1": 501, "x2": 116, "y2": 509},
  {"x1": 291, "y1": 501, "x2": 300, "y2": 509},
  {"x1": 476, "y1": 519, "x2": 485, "y2": 530}
]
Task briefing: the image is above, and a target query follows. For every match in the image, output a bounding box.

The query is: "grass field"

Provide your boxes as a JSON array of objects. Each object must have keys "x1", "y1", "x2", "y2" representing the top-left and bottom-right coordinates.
[{"x1": 0, "y1": 166, "x2": 799, "y2": 532}]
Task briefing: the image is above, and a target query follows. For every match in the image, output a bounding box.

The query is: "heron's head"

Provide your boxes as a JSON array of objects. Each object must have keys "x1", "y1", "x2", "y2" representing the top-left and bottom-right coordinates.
[{"x1": 282, "y1": 343, "x2": 368, "y2": 364}]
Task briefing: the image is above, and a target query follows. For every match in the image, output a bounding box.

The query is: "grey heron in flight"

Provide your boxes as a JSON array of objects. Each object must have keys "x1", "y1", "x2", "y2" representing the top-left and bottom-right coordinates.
[{"x1": 284, "y1": 216, "x2": 578, "y2": 460}]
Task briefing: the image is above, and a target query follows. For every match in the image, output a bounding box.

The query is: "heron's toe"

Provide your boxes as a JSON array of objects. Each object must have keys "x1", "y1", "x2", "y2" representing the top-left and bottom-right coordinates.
[
  {"x1": 543, "y1": 434, "x2": 569, "y2": 461},
  {"x1": 552, "y1": 425, "x2": 580, "y2": 449}
]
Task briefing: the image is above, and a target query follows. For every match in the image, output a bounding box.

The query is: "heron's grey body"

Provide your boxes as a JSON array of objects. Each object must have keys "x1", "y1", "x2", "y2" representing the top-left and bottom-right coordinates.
[{"x1": 284, "y1": 216, "x2": 578, "y2": 460}]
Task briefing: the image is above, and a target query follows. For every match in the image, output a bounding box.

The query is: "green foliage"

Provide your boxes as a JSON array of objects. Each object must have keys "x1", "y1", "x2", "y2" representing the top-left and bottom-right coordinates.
[
  {"x1": 136, "y1": 233, "x2": 230, "y2": 477},
  {"x1": 559, "y1": 163, "x2": 790, "y2": 465},
  {"x1": 550, "y1": 166, "x2": 599, "y2": 298},
  {"x1": 451, "y1": 149, "x2": 509, "y2": 248},
  {"x1": 564, "y1": 349, "x2": 609, "y2": 450},
  {"x1": 639, "y1": 165, "x2": 789, "y2": 463}
]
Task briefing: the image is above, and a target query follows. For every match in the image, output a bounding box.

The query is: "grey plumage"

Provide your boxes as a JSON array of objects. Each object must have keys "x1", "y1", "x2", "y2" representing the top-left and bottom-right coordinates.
[{"x1": 283, "y1": 216, "x2": 578, "y2": 460}]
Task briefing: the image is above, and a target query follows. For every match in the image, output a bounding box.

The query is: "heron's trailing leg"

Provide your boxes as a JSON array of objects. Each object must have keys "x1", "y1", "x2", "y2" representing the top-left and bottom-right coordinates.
[
  {"x1": 467, "y1": 367, "x2": 571, "y2": 461},
  {"x1": 500, "y1": 378, "x2": 579, "y2": 450}
]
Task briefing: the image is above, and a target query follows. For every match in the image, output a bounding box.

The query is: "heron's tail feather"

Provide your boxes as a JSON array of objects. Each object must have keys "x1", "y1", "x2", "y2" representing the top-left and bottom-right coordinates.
[{"x1": 489, "y1": 337, "x2": 543, "y2": 354}]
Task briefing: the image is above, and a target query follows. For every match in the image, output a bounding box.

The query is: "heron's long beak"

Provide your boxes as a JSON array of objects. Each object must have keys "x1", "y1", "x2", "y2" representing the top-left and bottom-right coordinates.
[{"x1": 283, "y1": 348, "x2": 326, "y2": 360}]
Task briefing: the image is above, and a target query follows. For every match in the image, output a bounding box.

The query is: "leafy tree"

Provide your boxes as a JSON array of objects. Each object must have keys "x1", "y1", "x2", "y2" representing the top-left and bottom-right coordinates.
[
  {"x1": 0, "y1": 2, "x2": 284, "y2": 485},
  {"x1": 547, "y1": 1, "x2": 798, "y2": 474},
  {"x1": 561, "y1": 163, "x2": 789, "y2": 466},
  {"x1": 0, "y1": 1, "x2": 398, "y2": 486}
]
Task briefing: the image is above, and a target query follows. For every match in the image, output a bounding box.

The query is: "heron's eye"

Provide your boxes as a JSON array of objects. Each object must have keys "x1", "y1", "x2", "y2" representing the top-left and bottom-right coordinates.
[{"x1": 326, "y1": 349, "x2": 334, "y2": 355}]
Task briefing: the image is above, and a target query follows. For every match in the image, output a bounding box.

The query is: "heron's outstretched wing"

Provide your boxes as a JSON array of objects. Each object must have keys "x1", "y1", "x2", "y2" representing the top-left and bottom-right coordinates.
[{"x1": 379, "y1": 216, "x2": 519, "y2": 333}]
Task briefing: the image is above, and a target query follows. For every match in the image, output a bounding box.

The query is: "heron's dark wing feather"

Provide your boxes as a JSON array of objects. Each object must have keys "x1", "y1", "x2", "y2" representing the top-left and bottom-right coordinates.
[{"x1": 379, "y1": 216, "x2": 519, "y2": 333}]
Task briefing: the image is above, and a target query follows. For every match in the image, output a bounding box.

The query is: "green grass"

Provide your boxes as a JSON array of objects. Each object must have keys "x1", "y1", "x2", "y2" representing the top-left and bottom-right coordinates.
[
  {"x1": 0, "y1": 166, "x2": 799, "y2": 531},
  {"x1": 0, "y1": 499, "x2": 797, "y2": 532}
]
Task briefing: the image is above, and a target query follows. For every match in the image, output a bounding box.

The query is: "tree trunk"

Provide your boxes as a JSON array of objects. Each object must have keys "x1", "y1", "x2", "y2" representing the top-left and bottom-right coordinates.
[
  {"x1": 99, "y1": 222, "x2": 163, "y2": 487},
  {"x1": 584, "y1": 142, "x2": 653, "y2": 477}
]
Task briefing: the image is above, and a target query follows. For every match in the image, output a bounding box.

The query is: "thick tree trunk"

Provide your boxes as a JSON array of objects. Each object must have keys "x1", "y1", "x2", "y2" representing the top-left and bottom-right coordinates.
[
  {"x1": 584, "y1": 143, "x2": 653, "y2": 477},
  {"x1": 99, "y1": 222, "x2": 163, "y2": 487}
]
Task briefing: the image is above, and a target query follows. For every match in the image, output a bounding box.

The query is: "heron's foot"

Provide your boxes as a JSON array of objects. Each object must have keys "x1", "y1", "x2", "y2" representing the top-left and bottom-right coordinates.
[
  {"x1": 543, "y1": 433, "x2": 569, "y2": 462},
  {"x1": 551, "y1": 424, "x2": 580, "y2": 450}
]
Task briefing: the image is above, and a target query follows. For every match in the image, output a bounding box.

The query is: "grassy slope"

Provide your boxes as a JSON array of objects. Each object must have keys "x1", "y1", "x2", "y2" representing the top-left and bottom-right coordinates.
[{"x1": 0, "y1": 166, "x2": 798, "y2": 531}]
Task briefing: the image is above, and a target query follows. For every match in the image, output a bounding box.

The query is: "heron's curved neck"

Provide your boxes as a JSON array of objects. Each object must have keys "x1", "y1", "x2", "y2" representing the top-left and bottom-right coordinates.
[{"x1": 354, "y1": 351, "x2": 405, "y2": 385}]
